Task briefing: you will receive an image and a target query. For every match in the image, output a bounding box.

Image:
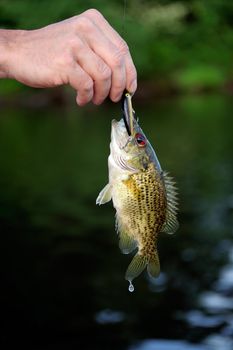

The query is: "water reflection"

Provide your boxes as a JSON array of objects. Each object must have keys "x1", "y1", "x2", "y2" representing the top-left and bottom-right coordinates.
[
  {"x1": 95, "y1": 309, "x2": 125, "y2": 324},
  {"x1": 129, "y1": 339, "x2": 208, "y2": 350},
  {"x1": 0, "y1": 95, "x2": 232, "y2": 349}
]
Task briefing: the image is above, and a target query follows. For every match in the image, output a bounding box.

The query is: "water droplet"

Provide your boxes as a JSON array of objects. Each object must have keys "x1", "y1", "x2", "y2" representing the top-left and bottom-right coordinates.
[{"x1": 128, "y1": 281, "x2": 134, "y2": 292}]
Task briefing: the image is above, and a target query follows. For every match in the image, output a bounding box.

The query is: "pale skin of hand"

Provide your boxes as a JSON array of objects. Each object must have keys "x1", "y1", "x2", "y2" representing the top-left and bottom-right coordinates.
[{"x1": 0, "y1": 9, "x2": 137, "y2": 106}]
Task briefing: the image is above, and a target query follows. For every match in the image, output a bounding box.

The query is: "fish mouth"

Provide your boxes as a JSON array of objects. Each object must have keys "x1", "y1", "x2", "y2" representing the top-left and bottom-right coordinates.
[
  {"x1": 111, "y1": 119, "x2": 129, "y2": 149},
  {"x1": 121, "y1": 91, "x2": 136, "y2": 136},
  {"x1": 111, "y1": 119, "x2": 126, "y2": 137}
]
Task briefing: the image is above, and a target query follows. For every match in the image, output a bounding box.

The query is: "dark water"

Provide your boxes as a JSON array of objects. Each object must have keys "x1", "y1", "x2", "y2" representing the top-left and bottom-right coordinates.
[{"x1": 0, "y1": 95, "x2": 233, "y2": 350}]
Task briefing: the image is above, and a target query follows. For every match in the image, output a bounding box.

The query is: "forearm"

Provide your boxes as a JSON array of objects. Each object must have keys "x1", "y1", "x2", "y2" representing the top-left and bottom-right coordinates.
[
  {"x1": 0, "y1": 29, "x2": 22, "y2": 79},
  {"x1": 0, "y1": 29, "x2": 12, "y2": 78}
]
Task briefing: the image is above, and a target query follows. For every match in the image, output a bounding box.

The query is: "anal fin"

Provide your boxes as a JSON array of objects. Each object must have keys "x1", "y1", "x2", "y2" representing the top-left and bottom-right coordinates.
[
  {"x1": 116, "y1": 214, "x2": 137, "y2": 254},
  {"x1": 119, "y1": 233, "x2": 137, "y2": 254}
]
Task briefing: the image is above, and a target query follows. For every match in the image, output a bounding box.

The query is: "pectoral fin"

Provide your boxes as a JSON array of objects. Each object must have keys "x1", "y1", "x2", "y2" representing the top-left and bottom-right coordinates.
[{"x1": 96, "y1": 184, "x2": 112, "y2": 205}]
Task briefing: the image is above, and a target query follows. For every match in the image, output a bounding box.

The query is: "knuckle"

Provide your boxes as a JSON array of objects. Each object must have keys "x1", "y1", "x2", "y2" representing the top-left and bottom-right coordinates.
[
  {"x1": 112, "y1": 49, "x2": 124, "y2": 67},
  {"x1": 128, "y1": 65, "x2": 137, "y2": 81},
  {"x1": 82, "y1": 78, "x2": 93, "y2": 92},
  {"x1": 97, "y1": 61, "x2": 111, "y2": 80},
  {"x1": 112, "y1": 84, "x2": 124, "y2": 93},
  {"x1": 118, "y1": 40, "x2": 129, "y2": 56},
  {"x1": 76, "y1": 15, "x2": 93, "y2": 32},
  {"x1": 84, "y1": 8, "x2": 103, "y2": 20},
  {"x1": 67, "y1": 36, "x2": 79, "y2": 50},
  {"x1": 57, "y1": 53, "x2": 74, "y2": 68},
  {"x1": 112, "y1": 42, "x2": 129, "y2": 67},
  {"x1": 111, "y1": 81, "x2": 125, "y2": 97}
]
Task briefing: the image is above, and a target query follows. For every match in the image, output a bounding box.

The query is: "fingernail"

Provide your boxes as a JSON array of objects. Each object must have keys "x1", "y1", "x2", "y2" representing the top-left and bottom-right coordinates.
[{"x1": 129, "y1": 79, "x2": 137, "y2": 94}]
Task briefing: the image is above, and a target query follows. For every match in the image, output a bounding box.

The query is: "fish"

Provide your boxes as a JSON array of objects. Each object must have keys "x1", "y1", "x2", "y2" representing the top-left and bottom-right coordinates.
[{"x1": 96, "y1": 92, "x2": 178, "y2": 292}]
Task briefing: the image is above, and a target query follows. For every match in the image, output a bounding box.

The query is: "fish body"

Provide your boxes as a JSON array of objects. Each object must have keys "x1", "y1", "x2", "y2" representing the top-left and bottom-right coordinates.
[{"x1": 97, "y1": 96, "x2": 178, "y2": 291}]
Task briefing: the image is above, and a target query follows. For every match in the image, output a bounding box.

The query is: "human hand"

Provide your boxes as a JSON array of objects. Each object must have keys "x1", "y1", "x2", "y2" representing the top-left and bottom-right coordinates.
[{"x1": 0, "y1": 9, "x2": 137, "y2": 106}]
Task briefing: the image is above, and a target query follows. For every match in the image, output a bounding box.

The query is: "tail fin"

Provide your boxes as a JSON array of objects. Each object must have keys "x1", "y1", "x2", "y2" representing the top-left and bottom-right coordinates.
[
  {"x1": 125, "y1": 253, "x2": 147, "y2": 283},
  {"x1": 147, "y1": 250, "x2": 160, "y2": 278},
  {"x1": 125, "y1": 251, "x2": 160, "y2": 291}
]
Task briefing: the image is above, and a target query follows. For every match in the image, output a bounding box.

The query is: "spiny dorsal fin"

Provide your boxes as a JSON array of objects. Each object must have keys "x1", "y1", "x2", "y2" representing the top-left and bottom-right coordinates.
[
  {"x1": 161, "y1": 172, "x2": 179, "y2": 234},
  {"x1": 115, "y1": 214, "x2": 137, "y2": 254}
]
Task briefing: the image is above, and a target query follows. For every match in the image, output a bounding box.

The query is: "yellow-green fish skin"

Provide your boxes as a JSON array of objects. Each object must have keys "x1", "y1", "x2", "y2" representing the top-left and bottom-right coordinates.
[
  {"x1": 112, "y1": 161, "x2": 167, "y2": 283},
  {"x1": 96, "y1": 118, "x2": 178, "y2": 289},
  {"x1": 113, "y1": 162, "x2": 166, "y2": 258}
]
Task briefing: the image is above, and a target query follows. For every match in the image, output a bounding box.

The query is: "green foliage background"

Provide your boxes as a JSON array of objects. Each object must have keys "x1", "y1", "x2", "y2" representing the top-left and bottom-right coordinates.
[
  {"x1": 1, "y1": 0, "x2": 233, "y2": 91},
  {"x1": 1, "y1": 3, "x2": 233, "y2": 347}
]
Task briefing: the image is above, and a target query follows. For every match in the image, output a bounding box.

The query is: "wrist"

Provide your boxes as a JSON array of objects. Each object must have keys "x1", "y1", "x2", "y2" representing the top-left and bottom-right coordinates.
[{"x1": 0, "y1": 29, "x2": 25, "y2": 79}]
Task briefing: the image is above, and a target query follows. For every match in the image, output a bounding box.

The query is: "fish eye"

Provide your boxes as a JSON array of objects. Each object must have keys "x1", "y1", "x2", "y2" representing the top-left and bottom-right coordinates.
[{"x1": 135, "y1": 133, "x2": 147, "y2": 147}]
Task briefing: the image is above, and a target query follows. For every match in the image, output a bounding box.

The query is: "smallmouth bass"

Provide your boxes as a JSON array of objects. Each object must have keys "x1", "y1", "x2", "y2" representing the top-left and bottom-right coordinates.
[{"x1": 96, "y1": 92, "x2": 178, "y2": 292}]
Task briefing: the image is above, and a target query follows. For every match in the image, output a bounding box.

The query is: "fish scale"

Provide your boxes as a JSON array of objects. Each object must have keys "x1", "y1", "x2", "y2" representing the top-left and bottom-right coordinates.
[
  {"x1": 96, "y1": 93, "x2": 179, "y2": 292},
  {"x1": 119, "y1": 163, "x2": 166, "y2": 256}
]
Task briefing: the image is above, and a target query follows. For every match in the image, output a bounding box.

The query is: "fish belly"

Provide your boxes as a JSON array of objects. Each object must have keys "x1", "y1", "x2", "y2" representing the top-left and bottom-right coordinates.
[{"x1": 113, "y1": 163, "x2": 166, "y2": 256}]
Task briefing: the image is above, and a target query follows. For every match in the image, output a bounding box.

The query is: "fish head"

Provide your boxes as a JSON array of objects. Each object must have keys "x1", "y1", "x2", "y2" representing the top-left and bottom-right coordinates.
[{"x1": 110, "y1": 118, "x2": 161, "y2": 173}]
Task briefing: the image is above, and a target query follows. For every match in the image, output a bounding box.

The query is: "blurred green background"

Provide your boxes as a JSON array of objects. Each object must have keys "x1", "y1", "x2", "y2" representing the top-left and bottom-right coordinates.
[{"x1": 0, "y1": 1, "x2": 233, "y2": 350}]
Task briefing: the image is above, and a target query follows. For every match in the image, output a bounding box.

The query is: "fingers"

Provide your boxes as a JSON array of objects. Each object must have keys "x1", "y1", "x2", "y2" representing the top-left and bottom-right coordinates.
[
  {"x1": 67, "y1": 64, "x2": 94, "y2": 106},
  {"x1": 125, "y1": 54, "x2": 137, "y2": 94},
  {"x1": 84, "y1": 9, "x2": 137, "y2": 96},
  {"x1": 59, "y1": 10, "x2": 137, "y2": 106},
  {"x1": 74, "y1": 43, "x2": 112, "y2": 105},
  {"x1": 89, "y1": 36, "x2": 126, "y2": 103},
  {"x1": 108, "y1": 42, "x2": 127, "y2": 102}
]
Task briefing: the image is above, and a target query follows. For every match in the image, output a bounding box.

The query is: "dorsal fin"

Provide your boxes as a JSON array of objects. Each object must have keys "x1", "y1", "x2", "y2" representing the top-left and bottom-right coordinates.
[{"x1": 161, "y1": 172, "x2": 179, "y2": 234}]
